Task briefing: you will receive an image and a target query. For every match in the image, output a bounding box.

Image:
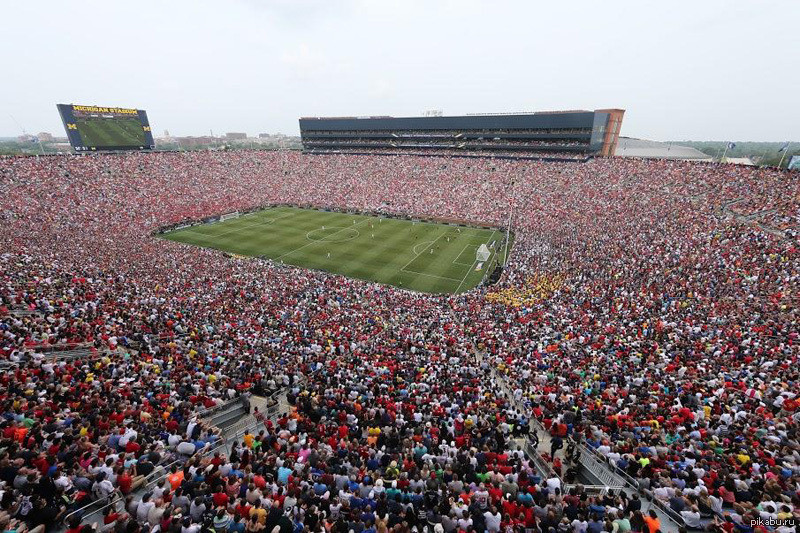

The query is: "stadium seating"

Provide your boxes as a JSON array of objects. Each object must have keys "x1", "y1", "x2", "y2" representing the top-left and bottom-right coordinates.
[{"x1": 0, "y1": 151, "x2": 797, "y2": 533}]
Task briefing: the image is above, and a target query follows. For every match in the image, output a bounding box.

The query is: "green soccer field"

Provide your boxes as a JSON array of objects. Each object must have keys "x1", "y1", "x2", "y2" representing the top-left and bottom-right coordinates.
[
  {"x1": 76, "y1": 117, "x2": 147, "y2": 147},
  {"x1": 160, "y1": 206, "x2": 509, "y2": 294}
]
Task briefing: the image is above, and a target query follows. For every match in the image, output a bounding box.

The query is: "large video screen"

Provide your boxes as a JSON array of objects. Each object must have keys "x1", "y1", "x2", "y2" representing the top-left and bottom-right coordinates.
[{"x1": 57, "y1": 104, "x2": 155, "y2": 151}]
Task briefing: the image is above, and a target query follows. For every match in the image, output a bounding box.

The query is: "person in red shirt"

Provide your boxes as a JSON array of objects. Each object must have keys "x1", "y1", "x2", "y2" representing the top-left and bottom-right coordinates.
[
  {"x1": 487, "y1": 483, "x2": 503, "y2": 504},
  {"x1": 125, "y1": 437, "x2": 141, "y2": 456},
  {"x1": 116, "y1": 467, "x2": 133, "y2": 494},
  {"x1": 212, "y1": 490, "x2": 229, "y2": 508},
  {"x1": 502, "y1": 497, "x2": 518, "y2": 519},
  {"x1": 235, "y1": 500, "x2": 252, "y2": 519}
]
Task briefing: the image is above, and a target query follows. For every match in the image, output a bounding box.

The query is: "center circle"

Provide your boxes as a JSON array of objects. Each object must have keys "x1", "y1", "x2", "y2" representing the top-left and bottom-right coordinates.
[{"x1": 306, "y1": 226, "x2": 360, "y2": 243}]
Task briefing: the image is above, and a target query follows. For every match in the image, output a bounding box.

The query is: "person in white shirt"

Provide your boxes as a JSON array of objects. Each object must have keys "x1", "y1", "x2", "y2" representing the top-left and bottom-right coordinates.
[
  {"x1": 681, "y1": 506, "x2": 702, "y2": 529},
  {"x1": 473, "y1": 485, "x2": 489, "y2": 509},
  {"x1": 571, "y1": 518, "x2": 588, "y2": 533},
  {"x1": 484, "y1": 507, "x2": 502, "y2": 532},
  {"x1": 136, "y1": 494, "x2": 155, "y2": 523}
]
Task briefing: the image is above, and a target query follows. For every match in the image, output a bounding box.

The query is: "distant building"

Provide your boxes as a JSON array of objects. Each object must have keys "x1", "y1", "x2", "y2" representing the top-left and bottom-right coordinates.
[
  {"x1": 225, "y1": 132, "x2": 247, "y2": 140},
  {"x1": 37, "y1": 132, "x2": 54, "y2": 142},
  {"x1": 615, "y1": 137, "x2": 712, "y2": 161},
  {"x1": 163, "y1": 130, "x2": 170, "y2": 137},
  {"x1": 176, "y1": 136, "x2": 216, "y2": 148}
]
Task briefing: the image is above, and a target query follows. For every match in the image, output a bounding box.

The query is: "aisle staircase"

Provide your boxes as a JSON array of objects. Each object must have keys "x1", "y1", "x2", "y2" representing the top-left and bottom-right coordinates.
[{"x1": 475, "y1": 351, "x2": 684, "y2": 532}]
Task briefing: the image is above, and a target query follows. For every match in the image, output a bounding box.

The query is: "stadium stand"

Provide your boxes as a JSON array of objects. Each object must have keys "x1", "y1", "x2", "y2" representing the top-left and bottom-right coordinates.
[
  {"x1": 300, "y1": 110, "x2": 625, "y2": 159},
  {"x1": 0, "y1": 151, "x2": 797, "y2": 533}
]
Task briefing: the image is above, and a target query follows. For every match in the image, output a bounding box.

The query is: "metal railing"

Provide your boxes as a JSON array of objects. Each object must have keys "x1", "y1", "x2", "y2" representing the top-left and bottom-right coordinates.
[
  {"x1": 223, "y1": 397, "x2": 286, "y2": 446},
  {"x1": 564, "y1": 484, "x2": 623, "y2": 496},
  {"x1": 66, "y1": 388, "x2": 292, "y2": 526},
  {"x1": 65, "y1": 372, "x2": 301, "y2": 527},
  {"x1": 70, "y1": 419, "x2": 251, "y2": 525},
  {"x1": 196, "y1": 395, "x2": 245, "y2": 420},
  {"x1": 0, "y1": 346, "x2": 113, "y2": 370},
  {"x1": 481, "y1": 352, "x2": 684, "y2": 531}
]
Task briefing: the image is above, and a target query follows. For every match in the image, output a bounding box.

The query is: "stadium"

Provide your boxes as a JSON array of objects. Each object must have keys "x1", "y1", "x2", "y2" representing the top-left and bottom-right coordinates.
[{"x1": 1, "y1": 3, "x2": 799, "y2": 533}]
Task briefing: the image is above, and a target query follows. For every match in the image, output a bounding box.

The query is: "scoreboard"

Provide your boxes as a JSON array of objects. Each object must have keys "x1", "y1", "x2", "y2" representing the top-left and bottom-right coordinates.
[{"x1": 57, "y1": 103, "x2": 155, "y2": 151}]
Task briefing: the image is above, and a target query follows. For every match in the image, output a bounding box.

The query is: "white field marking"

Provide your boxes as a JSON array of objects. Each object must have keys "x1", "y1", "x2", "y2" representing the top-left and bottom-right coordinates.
[
  {"x1": 398, "y1": 229, "x2": 449, "y2": 273},
  {"x1": 398, "y1": 269, "x2": 462, "y2": 282},
  {"x1": 412, "y1": 241, "x2": 434, "y2": 255},
  {"x1": 180, "y1": 210, "x2": 295, "y2": 239},
  {"x1": 305, "y1": 227, "x2": 360, "y2": 242},
  {"x1": 454, "y1": 230, "x2": 497, "y2": 294},
  {"x1": 277, "y1": 217, "x2": 371, "y2": 260},
  {"x1": 452, "y1": 243, "x2": 478, "y2": 266}
]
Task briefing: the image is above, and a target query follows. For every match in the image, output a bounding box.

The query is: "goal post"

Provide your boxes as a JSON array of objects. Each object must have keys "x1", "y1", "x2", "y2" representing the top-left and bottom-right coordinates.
[
  {"x1": 476, "y1": 244, "x2": 491, "y2": 262},
  {"x1": 220, "y1": 211, "x2": 240, "y2": 222}
]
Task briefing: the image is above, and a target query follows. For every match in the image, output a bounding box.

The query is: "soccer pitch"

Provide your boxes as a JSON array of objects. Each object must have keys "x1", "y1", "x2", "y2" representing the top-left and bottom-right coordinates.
[
  {"x1": 76, "y1": 117, "x2": 146, "y2": 147},
  {"x1": 160, "y1": 206, "x2": 509, "y2": 294}
]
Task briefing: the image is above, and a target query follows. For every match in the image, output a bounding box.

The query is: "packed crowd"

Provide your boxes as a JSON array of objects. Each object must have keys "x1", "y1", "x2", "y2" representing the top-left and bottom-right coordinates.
[{"x1": 0, "y1": 151, "x2": 797, "y2": 533}]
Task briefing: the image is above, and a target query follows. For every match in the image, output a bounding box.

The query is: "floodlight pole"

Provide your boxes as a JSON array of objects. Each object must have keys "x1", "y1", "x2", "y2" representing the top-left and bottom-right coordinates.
[
  {"x1": 720, "y1": 143, "x2": 730, "y2": 163},
  {"x1": 760, "y1": 146, "x2": 771, "y2": 167},
  {"x1": 777, "y1": 143, "x2": 791, "y2": 169},
  {"x1": 503, "y1": 197, "x2": 513, "y2": 267}
]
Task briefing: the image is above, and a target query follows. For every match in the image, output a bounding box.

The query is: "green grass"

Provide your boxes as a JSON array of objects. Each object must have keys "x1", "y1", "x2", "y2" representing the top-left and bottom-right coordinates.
[
  {"x1": 76, "y1": 117, "x2": 147, "y2": 147},
  {"x1": 160, "y1": 206, "x2": 509, "y2": 294}
]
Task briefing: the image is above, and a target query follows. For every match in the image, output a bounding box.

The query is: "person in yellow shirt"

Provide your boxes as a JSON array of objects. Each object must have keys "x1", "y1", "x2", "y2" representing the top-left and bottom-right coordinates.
[
  {"x1": 243, "y1": 431, "x2": 255, "y2": 449},
  {"x1": 367, "y1": 427, "x2": 381, "y2": 446},
  {"x1": 736, "y1": 451, "x2": 750, "y2": 465},
  {"x1": 249, "y1": 502, "x2": 267, "y2": 525}
]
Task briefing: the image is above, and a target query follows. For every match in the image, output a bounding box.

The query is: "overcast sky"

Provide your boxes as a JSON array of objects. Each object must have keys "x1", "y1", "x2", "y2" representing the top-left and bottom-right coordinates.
[{"x1": 2, "y1": 0, "x2": 798, "y2": 140}]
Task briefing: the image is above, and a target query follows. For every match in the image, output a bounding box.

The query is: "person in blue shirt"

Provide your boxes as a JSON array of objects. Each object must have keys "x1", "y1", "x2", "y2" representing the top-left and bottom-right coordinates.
[
  {"x1": 277, "y1": 464, "x2": 292, "y2": 485},
  {"x1": 313, "y1": 481, "x2": 328, "y2": 496},
  {"x1": 587, "y1": 514, "x2": 604, "y2": 533},
  {"x1": 361, "y1": 518, "x2": 376, "y2": 533},
  {"x1": 228, "y1": 515, "x2": 245, "y2": 533},
  {"x1": 588, "y1": 500, "x2": 606, "y2": 518}
]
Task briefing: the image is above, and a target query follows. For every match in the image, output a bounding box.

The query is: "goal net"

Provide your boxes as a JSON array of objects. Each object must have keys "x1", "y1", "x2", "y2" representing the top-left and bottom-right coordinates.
[
  {"x1": 476, "y1": 244, "x2": 491, "y2": 262},
  {"x1": 220, "y1": 211, "x2": 240, "y2": 222}
]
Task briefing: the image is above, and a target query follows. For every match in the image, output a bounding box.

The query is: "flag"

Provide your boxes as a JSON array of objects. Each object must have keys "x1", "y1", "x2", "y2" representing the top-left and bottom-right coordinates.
[
  {"x1": 727, "y1": 142, "x2": 736, "y2": 150},
  {"x1": 778, "y1": 141, "x2": 790, "y2": 152}
]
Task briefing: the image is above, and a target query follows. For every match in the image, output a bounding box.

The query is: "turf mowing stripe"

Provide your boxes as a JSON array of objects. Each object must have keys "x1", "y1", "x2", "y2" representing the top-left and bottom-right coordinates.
[
  {"x1": 399, "y1": 226, "x2": 472, "y2": 292},
  {"x1": 276, "y1": 216, "x2": 371, "y2": 261},
  {"x1": 211, "y1": 212, "x2": 318, "y2": 256},
  {"x1": 399, "y1": 228, "x2": 448, "y2": 273},
  {"x1": 342, "y1": 218, "x2": 430, "y2": 287},
  {"x1": 168, "y1": 209, "x2": 297, "y2": 240},
  {"x1": 452, "y1": 243, "x2": 477, "y2": 266},
  {"x1": 159, "y1": 207, "x2": 509, "y2": 294}
]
